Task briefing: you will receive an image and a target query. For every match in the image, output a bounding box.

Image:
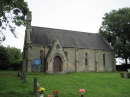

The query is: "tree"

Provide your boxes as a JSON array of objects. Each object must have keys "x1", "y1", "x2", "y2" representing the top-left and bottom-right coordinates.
[
  {"x1": 99, "y1": 7, "x2": 130, "y2": 64},
  {"x1": 6, "y1": 46, "x2": 22, "y2": 64},
  {"x1": 0, "y1": 46, "x2": 10, "y2": 69},
  {"x1": 0, "y1": 46, "x2": 22, "y2": 70},
  {"x1": 0, "y1": 0, "x2": 29, "y2": 41}
]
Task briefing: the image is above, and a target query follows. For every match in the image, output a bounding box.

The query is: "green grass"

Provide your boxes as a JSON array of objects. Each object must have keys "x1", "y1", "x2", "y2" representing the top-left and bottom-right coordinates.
[{"x1": 0, "y1": 71, "x2": 130, "y2": 97}]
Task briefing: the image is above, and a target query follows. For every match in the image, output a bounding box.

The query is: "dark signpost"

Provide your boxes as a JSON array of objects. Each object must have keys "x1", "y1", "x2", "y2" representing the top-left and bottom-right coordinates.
[{"x1": 33, "y1": 59, "x2": 41, "y2": 72}]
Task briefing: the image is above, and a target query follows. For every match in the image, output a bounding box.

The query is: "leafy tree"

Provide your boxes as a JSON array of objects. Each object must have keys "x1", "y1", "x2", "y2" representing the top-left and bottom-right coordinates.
[
  {"x1": 0, "y1": 46, "x2": 10, "y2": 69},
  {"x1": 99, "y1": 7, "x2": 130, "y2": 64},
  {"x1": 6, "y1": 46, "x2": 22, "y2": 64},
  {"x1": 0, "y1": 46, "x2": 22, "y2": 70},
  {"x1": 0, "y1": 0, "x2": 29, "y2": 41}
]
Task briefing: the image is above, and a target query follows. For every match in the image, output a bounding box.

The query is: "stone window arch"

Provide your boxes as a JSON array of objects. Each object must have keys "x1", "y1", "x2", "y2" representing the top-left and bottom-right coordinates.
[
  {"x1": 40, "y1": 50, "x2": 43, "y2": 64},
  {"x1": 85, "y1": 53, "x2": 88, "y2": 66},
  {"x1": 103, "y1": 53, "x2": 105, "y2": 67}
]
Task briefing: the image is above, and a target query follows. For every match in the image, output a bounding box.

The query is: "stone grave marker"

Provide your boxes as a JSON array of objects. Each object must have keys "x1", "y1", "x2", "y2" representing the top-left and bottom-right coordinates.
[
  {"x1": 17, "y1": 72, "x2": 20, "y2": 77},
  {"x1": 23, "y1": 72, "x2": 28, "y2": 83},
  {"x1": 21, "y1": 72, "x2": 23, "y2": 79},
  {"x1": 35, "y1": 82, "x2": 40, "y2": 97},
  {"x1": 33, "y1": 78, "x2": 38, "y2": 95},
  {"x1": 124, "y1": 72, "x2": 127, "y2": 78},
  {"x1": 33, "y1": 77, "x2": 40, "y2": 97}
]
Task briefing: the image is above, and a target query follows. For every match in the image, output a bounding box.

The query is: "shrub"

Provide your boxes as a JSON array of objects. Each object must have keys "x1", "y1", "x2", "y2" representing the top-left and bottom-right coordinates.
[
  {"x1": 120, "y1": 72, "x2": 124, "y2": 77},
  {"x1": 127, "y1": 72, "x2": 130, "y2": 78},
  {"x1": 7, "y1": 67, "x2": 14, "y2": 71}
]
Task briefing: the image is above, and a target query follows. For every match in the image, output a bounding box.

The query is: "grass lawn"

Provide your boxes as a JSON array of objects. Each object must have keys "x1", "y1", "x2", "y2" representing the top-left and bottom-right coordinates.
[{"x1": 0, "y1": 71, "x2": 130, "y2": 97}]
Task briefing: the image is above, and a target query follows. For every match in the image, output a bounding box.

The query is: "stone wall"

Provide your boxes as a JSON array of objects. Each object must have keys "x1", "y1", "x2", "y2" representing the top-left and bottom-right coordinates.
[{"x1": 23, "y1": 45, "x2": 115, "y2": 73}]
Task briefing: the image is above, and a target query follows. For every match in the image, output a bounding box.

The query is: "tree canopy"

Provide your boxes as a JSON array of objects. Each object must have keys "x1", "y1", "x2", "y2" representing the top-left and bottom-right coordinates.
[
  {"x1": 0, "y1": 46, "x2": 22, "y2": 70},
  {"x1": 6, "y1": 46, "x2": 22, "y2": 64},
  {"x1": 99, "y1": 7, "x2": 130, "y2": 64},
  {"x1": 0, "y1": 46, "x2": 10, "y2": 69},
  {"x1": 0, "y1": 0, "x2": 29, "y2": 41}
]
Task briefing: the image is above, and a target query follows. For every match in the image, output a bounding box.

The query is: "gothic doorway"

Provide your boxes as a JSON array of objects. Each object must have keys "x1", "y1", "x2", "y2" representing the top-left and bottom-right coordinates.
[{"x1": 53, "y1": 56, "x2": 61, "y2": 73}]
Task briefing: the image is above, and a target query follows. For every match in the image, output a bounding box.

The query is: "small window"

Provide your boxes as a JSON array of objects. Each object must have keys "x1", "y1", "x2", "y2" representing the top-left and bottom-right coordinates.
[
  {"x1": 56, "y1": 44, "x2": 60, "y2": 49},
  {"x1": 103, "y1": 53, "x2": 105, "y2": 66},
  {"x1": 85, "y1": 53, "x2": 88, "y2": 66}
]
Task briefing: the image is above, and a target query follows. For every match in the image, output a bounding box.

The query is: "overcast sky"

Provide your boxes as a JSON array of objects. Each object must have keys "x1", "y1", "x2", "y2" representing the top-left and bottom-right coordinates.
[{"x1": 2, "y1": 0, "x2": 130, "y2": 55}]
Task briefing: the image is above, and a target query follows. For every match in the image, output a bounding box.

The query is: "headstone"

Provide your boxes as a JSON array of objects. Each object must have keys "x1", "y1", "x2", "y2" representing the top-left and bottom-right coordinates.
[
  {"x1": 35, "y1": 83, "x2": 40, "y2": 97},
  {"x1": 19, "y1": 72, "x2": 21, "y2": 77},
  {"x1": 33, "y1": 78, "x2": 38, "y2": 95},
  {"x1": 124, "y1": 72, "x2": 127, "y2": 78},
  {"x1": 21, "y1": 72, "x2": 23, "y2": 79},
  {"x1": 23, "y1": 73, "x2": 28, "y2": 83},
  {"x1": 17, "y1": 72, "x2": 20, "y2": 77}
]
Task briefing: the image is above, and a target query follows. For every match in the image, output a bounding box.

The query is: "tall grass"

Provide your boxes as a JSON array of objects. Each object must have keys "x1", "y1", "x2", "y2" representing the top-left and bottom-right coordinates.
[{"x1": 0, "y1": 71, "x2": 130, "y2": 97}]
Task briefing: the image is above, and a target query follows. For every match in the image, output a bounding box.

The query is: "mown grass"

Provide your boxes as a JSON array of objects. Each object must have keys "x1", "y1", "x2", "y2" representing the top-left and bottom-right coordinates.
[{"x1": 0, "y1": 71, "x2": 130, "y2": 97}]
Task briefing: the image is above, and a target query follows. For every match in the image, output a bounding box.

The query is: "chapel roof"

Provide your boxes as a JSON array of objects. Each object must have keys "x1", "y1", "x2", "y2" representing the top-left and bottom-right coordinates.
[{"x1": 30, "y1": 26, "x2": 113, "y2": 50}]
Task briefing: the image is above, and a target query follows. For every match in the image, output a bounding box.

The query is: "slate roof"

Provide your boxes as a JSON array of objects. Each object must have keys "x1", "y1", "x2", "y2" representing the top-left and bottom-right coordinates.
[{"x1": 30, "y1": 26, "x2": 112, "y2": 50}]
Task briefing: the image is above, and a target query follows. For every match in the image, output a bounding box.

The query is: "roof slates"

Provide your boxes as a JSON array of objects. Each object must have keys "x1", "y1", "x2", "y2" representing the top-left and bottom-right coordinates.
[{"x1": 30, "y1": 26, "x2": 112, "y2": 50}]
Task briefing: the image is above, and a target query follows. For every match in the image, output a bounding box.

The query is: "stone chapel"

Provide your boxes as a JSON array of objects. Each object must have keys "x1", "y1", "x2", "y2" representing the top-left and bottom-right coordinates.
[{"x1": 22, "y1": 12, "x2": 115, "y2": 73}]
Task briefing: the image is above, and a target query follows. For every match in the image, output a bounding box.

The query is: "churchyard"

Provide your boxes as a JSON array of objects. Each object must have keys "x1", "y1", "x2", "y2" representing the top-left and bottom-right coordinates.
[{"x1": 0, "y1": 71, "x2": 130, "y2": 97}]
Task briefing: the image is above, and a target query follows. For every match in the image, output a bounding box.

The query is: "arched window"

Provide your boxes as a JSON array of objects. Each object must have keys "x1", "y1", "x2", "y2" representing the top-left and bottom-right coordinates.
[
  {"x1": 103, "y1": 53, "x2": 105, "y2": 66},
  {"x1": 85, "y1": 53, "x2": 88, "y2": 66},
  {"x1": 40, "y1": 50, "x2": 43, "y2": 64},
  {"x1": 65, "y1": 51, "x2": 68, "y2": 60}
]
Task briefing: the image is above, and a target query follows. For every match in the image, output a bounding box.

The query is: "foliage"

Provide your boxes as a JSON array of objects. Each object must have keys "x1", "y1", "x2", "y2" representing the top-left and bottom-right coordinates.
[
  {"x1": 0, "y1": 0, "x2": 29, "y2": 41},
  {"x1": 99, "y1": 7, "x2": 130, "y2": 64},
  {"x1": 120, "y1": 72, "x2": 124, "y2": 77},
  {"x1": 0, "y1": 46, "x2": 22, "y2": 70},
  {"x1": 6, "y1": 46, "x2": 22, "y2": 64},
  {"x1": 0, "y1": 72, "x2": 130, "y2": 97},
  {"x1": 127, "y1": 72, "x2": 130, "y2": 78},
  {"x1": 0, "y1": 46, "x2": 10, "y2": 69},
  {"x1": 120, "y1": 72, "x2": 130, "y2": 78}
]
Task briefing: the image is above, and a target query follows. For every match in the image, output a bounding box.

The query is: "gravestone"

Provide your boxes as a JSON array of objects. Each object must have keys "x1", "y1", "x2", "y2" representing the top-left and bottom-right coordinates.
[
  {"x1": 33, "y1": 78, "x2": 38, "y2": 94},
  {"x1": 19, "y1": 72, "x2": 21, "y2": 77},
  {"x1": 35, "y1": 83, "x2": 40, "y2": 97},
  {"x1": 23, "y1": 72, "x2": 28, "y2": 83},
  {"x1": 33, "y1": 77, "x2": 40, "y2": 97},
  {"x1": 17, "y1": 72, "x2": 20, "y2": 77},
  {"x1": 124, "y1": 72, "x2": 127, "y2": 78},
  {"x1": 21, "y1": 72, "x2": 23, "y2": 79}
]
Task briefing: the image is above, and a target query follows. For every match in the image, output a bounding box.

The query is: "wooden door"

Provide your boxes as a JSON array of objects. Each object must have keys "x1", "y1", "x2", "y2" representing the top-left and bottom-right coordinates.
[{"x1": 53, "y1": 56, "x2": 61, "y2": 73}]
